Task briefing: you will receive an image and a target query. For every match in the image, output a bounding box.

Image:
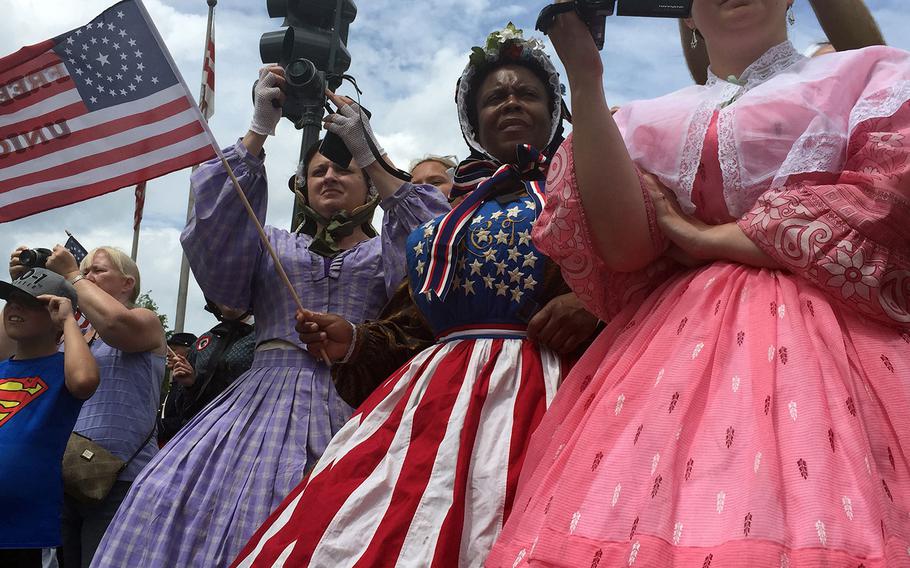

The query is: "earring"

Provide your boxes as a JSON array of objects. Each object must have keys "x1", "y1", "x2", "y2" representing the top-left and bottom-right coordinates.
[
  {"x1": 690, "y1": 29, "x2": 699, "y2": 49},
  {"x1": 787, "y1": 5, "x2": 795, "y2": 25}
]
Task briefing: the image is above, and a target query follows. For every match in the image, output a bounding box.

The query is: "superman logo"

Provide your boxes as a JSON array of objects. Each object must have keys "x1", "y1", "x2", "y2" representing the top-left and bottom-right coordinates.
[{"x1": 0, "y1": 376, "x2": 47, "y2": 427}]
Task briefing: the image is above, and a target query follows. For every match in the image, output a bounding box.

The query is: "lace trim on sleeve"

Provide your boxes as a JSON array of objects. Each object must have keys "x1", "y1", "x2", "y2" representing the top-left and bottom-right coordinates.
[{"x1": 850, "y1": 80, "x2": 910, "y2": 134}]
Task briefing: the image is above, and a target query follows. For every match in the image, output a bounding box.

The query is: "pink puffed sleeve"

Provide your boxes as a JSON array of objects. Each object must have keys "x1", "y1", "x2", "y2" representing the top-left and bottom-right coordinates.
[
  {"x1": 532, "y1": 133, "x2": 674, "y2": 322},
  {"x1": 739, "y1": 110, "x2": 910, "y2": 327}
]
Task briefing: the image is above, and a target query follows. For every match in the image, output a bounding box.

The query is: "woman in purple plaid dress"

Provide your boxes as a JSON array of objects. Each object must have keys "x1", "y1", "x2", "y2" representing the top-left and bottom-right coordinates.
[{"x1": 89, "y1": 66, "x2": 449, "y2": 567}]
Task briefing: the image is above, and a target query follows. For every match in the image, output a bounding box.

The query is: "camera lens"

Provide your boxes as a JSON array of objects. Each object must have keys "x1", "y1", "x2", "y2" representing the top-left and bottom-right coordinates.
[
  {"x1": 286, "y1": 59, "x2": 317, "y2": 88},
  {"x1": 18, "y1": 248, "x2": 51, "y2": 269},
  {"x1": 18, "y1": 250, "x2": 38, "y2": 267}
]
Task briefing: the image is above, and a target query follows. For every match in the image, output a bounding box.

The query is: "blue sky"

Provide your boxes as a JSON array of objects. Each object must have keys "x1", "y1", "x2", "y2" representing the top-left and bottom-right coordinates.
[{"x1": 1, "y1": 0, "x2": 907, "y2": 335}]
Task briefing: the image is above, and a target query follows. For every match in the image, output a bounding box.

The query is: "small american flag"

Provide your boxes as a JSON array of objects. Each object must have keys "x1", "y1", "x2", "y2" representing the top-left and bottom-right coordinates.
[
  {"x1": 64, "y1": 231, "x2": 89, "y2": 263},
  {"x1": 63, "y1": 231, "x2": 92, "y2": 333},
  {"x1": 73, "y1": 308, "x2": 94, "y2": 334},
  {"x1": 0, "y1": 0, "x2": 216, "y2": 222}
]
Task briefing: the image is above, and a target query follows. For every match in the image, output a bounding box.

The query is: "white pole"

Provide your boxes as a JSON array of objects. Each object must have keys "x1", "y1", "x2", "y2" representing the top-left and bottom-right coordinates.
[{"x1": 173, "y1": 0, "x2": 216, "y2": 332}]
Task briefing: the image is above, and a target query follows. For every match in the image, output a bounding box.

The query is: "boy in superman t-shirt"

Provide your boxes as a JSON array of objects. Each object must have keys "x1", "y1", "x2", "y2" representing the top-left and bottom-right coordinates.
[{"x1": 0, "y1": 268, "x2": 99, "y2": 567}]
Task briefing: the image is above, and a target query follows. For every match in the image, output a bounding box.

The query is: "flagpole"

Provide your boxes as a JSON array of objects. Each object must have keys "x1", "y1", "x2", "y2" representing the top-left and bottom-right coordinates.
[
  {"x1": 130, "y1": 220, "x2": 140, "y2": 261},
  {"x1": 130, "y1": 181, "x2": 146, "y2": 261},
  {"x1": 173, "y1": 0, "x2": 216, "y2": 333}
]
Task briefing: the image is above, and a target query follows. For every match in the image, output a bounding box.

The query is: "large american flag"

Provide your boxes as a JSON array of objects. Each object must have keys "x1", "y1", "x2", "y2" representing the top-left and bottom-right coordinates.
[{"x1": 0, "y1": 0, "x2": 216, "y2": 222}]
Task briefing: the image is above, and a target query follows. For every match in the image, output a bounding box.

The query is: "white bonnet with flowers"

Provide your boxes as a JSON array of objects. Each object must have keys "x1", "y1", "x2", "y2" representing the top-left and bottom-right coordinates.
[{"x1": 455, "y1": 23, "x2": 566, "y2": 161}]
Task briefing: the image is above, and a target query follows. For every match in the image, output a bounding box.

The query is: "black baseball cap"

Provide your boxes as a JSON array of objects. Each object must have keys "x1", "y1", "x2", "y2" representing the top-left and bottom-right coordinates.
[
  {"x1": 167, "y1": 332, "x2": 198, "y2": 348},
  {"x1": 0, "y1": 268, "x2": 79, "y2": 309}
]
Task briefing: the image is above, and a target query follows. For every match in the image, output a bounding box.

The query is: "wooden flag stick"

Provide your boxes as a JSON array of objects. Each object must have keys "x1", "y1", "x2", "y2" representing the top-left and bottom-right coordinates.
[{"x1": 215, "y1": 151, "x2": 333, "y2": 366}]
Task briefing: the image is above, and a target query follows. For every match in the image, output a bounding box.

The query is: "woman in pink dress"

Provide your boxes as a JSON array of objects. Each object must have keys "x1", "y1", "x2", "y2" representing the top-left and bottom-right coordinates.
[{"x1": 487, "y1": 1, "x2": 910, "y2": 566}]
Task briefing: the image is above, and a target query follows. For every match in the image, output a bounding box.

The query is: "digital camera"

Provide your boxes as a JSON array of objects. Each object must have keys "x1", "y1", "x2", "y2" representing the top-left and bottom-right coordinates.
[
  {"x1": 539, "y1": 0, "x2": 693, "y2": 50},
  {"x1": 18, "y1": 248, "x2": 52, "y2": 269}
]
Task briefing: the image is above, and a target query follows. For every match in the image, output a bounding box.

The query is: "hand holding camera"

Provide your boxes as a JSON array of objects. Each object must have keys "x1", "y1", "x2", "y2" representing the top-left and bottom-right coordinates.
[
  {"x1": 322, "y1": 91, "x2": 384, "y2": 169},
  {"x1": 537, "y1": 1, "x2": 693, "y2": 51},
  {"x1": 250, "y1": 65, "x2": 287, "y2": 136},
  {"x1": 10, "y1": 245, "x2": 79, "y2": 280},
  {"x1": 545, "y1": 1, "x2": 605, "y2": 83},
  {"x1": 45, "y1": 245, "x2": 81, "y2": 281},
  {"x1": 9, "y1": 245, "x2": 31, "y2": 279}
]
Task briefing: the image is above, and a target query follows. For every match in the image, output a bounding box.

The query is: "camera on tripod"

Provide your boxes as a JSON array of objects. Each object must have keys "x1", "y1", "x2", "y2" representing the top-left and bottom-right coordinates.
[{"x1": 538, "y1": 0, "x2": 693, "y2": 50}]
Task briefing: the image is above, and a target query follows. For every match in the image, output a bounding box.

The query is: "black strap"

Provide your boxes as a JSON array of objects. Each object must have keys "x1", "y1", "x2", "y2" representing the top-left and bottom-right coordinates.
[
  {"x1": 118, "y1": 425, "x2": 156, "y2": 473},
  {"x1": 535, "y1": 2, "x2": 579, "y2": 35},
  {"x1": 344, "y1": 74, "x2": 412, "y2": 183}
]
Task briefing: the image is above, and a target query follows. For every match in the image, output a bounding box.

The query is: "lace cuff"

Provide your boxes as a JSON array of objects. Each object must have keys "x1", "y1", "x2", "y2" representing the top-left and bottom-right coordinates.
[
  {"x1": 738, "y1": 111, "x2": 910, "y2": 326},
  {"x1": 336, "y1": 322, "x2": 358, "y2": 365}
]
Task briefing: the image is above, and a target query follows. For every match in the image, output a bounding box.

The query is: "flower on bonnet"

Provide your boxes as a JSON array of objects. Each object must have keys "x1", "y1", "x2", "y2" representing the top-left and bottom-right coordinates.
[{"x1": 468, "y1": 23, "x2": 548, "y2": 67}]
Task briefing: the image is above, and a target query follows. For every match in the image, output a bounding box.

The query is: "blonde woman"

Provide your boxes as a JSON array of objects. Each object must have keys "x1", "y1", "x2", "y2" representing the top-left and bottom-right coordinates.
[{"x1": 10, "y1": 245, "x2": 166, "y2": 567}]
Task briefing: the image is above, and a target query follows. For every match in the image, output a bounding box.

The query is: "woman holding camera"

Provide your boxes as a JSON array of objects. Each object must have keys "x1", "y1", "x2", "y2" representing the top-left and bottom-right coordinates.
[
  {"x1": 231, "y1": 25, "x2": 603, "y2": 568},
  {"x1": 486, "y1": 0, "x2": 910, "y2": 566},
  {"x1": 8, "y1": 245, "x2": 166, "y2": 567},
  {"x1": 89, "y1": 66, "x2": 448, "y2": 567}
]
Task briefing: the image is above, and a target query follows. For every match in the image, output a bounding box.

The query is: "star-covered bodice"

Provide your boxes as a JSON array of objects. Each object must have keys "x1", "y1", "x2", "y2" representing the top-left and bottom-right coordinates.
[{"x1": 407, "y1": 194, "x2": 548, "y2": 337}]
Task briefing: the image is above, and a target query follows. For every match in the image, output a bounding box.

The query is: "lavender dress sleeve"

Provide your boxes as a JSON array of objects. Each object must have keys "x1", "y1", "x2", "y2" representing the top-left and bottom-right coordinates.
[
  {"x1": 180, "y1": 140, "x2": 267, "y2": 310},
  {"x1": 378, "y1": 182, "x2": 450, "y2": 296}
]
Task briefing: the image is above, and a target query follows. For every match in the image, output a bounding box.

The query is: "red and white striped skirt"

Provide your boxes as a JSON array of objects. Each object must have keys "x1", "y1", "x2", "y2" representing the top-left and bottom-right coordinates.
[{"x1": 233, "y1": 333, "x2": 563, "y2": 567}]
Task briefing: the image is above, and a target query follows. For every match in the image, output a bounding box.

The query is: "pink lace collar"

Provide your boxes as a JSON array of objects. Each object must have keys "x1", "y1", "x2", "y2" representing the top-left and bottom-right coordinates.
[{"x1": 613, "y1": 43, "x2": 910, "y2": 217}]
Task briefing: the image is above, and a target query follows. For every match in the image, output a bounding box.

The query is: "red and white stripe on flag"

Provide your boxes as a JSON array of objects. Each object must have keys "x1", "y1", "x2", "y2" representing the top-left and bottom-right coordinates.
[
  {"x1": 200, "y1": 19, "x2": 214, "y2": 120},
  {"x1": 0, "y1": 0, "x2": 216, "y2": 222},
  {"x1": 73, "y1": 308, "x2": 92, "y2": 334}
]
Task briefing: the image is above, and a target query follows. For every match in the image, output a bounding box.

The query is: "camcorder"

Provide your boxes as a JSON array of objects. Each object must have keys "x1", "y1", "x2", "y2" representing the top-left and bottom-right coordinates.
[
  {"x1": 18, "y1": 248, "x2": 52, "y2": 269},
  {"x1": 254, "y1": 27, "x2": 361, "y2": 168},
  {"x1": 537, "y1": 0, "x2": 693, "y2": 50}
]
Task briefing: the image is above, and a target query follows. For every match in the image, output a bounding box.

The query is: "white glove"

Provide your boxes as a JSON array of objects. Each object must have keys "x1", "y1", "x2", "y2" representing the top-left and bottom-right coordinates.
[
  {"x1": 250, "y1": 66, "x2": 284, "y2": 136},
  {"x1": 324, "y1": 101, "x2": 384, "y2": 168}
]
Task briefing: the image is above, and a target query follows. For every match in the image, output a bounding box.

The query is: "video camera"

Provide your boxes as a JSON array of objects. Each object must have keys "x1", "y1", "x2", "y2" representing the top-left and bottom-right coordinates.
[{"x1": 537, "y1": 0, "x2": 693, "y2": 50}]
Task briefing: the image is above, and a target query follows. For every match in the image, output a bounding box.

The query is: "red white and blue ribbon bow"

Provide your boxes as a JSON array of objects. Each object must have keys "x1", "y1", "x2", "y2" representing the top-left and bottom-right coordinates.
[{"x1": 418, "y1": 144, "x2": 548, "y2": 300}]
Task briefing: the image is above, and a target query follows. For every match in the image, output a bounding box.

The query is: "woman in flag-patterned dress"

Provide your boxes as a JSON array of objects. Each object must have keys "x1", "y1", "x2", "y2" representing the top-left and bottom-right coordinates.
[{"x1": 232, "y1": 28, "x2": 588, "y2": 567}]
